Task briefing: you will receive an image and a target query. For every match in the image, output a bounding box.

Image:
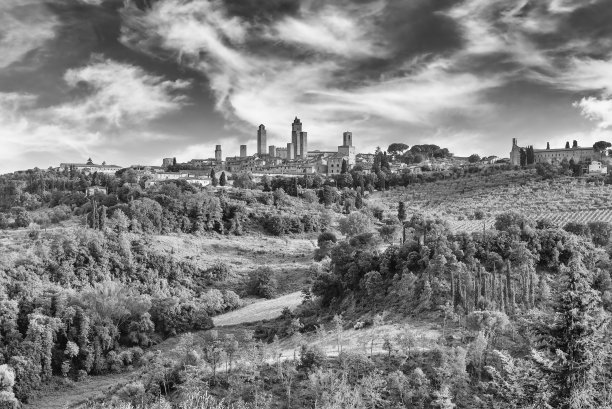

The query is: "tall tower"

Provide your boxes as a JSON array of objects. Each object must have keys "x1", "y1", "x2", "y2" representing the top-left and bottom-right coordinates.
[
  {"x1": 338, "y1": 131, "x2": 356, "y2": 165},
  {"x1": 215, "y1": 145, "x2": 222, "y2": 162},
  {"x1": 269, "y1": 145, "x2": 276, "y2": 157},
  {"x1": 257, "y1": 125, "x2": 267, "y2": 156},
  {"x1": 240, "y1": 145, "x2": 247, "y2": 158},
  {"x1": 343, "y1": 131, "x2": 353, "y2": 147},
  {"x1": 291, "y1": 117, "x2": 302, "y2": 159},
  {"x1": 299, "y1": 132, "x2": 308, "y2": 159},
  {"x1": 287, "y1": 142, "x2": 294, "y2": 160}
]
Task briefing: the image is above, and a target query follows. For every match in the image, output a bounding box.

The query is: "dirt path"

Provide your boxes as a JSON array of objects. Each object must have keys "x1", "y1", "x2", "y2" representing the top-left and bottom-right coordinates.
[{"x1": 25, "y1": 293, "x2": 304, "y2": 409}]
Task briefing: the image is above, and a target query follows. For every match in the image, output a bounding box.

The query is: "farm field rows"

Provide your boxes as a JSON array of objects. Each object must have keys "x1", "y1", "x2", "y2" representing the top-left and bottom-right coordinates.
[{"x1": 373, "y1": 173, "x2": 612, "y2": 232}]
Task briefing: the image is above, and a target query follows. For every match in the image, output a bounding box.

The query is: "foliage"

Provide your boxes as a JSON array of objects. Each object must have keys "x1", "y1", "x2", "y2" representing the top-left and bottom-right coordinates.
[{"x1": 247, "y1": 268, "x2": 278, "y2": 299}]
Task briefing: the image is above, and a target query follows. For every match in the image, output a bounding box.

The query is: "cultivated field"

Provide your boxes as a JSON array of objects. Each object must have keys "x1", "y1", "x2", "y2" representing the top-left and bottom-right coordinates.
[{"x1": 373, "y1": 173, "x2": 612, "y2": 232}]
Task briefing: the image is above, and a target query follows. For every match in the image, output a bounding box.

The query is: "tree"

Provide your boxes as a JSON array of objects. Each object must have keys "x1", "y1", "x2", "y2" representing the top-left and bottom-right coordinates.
[
  {"x1": 398, "y1": 201, "x2": 406, "y2": 222},
  {"x1": 13, "y1": 208, "x2": 30, "y2": 228},
  {"x1": 531, "y1": 251, "x2": 608, "y2": 408},
  {"x1": 468, "y1": 154, "x2": 480, "y2": 163},
  {"x1": 593, "y1": 141, "x2": 611, "y2": 159},
  {"x1": 388, "y1": 143, "x2": 409, "y2": 156},
  {"x1": 341, "y1": 159, "x2": 348, "y2": 174},
  {"x1": 219, "y1": 172, "x2": 226, "y2": 187},
  {"x1": 338, "y1": 212, "x2": 373, "y2": 237},
  {"x1": 248, "y1": 267, "x2": 278, "y2": 299},
  {"x1": 0, "y1": 364, "x2": 18, "y2": 408}
]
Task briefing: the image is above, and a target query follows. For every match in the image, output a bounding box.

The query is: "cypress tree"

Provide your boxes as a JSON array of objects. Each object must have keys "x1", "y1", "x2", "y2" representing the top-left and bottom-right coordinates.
[
  {"x1": 398, "y1": 201, "x2": 406, "y2": 222},
  {"x1": 99, "y1": 205, "x2": 107, "y2": 230},
  {"x1": 341, "y1": 159, "x2": 348, "y2": 174},
  {"x1": 219, "y1": 172, "x2": 227, "y2": 187},
  {"x1": 532, "y1": 252, "x2": 608, "y2": 408},
  {"x1": 355, "y1": 192, "x2": 363, "y2": 209}
]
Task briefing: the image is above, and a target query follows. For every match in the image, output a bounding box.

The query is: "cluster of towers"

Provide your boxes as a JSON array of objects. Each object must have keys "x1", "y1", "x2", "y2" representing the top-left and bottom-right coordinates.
[{"x1": 239, "y1": 117, "x2": 309, "y2": 161}]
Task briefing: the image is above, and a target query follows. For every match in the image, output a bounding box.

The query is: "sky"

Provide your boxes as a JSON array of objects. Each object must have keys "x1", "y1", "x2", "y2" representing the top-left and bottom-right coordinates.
[{"x1": 1, "y1": 0, "x2": 612, "y2": 173}]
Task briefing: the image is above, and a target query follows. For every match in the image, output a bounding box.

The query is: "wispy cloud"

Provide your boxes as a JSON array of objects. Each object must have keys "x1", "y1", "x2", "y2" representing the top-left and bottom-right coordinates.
[
  {"x1": 51, "y1": 57, "x2": 191, "y2": 128},
  {"x1": 0, "y1": 57, "x2": 191, "y2": 172},
  {"x1": 119, "y1": 0, "x2": 503, "y2": 153},
  {"x1": 0, "y1": 0, "x2": 58, "y2": 69}
]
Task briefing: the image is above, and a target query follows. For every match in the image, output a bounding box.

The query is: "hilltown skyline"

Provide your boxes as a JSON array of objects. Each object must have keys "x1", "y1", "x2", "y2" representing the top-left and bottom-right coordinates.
[{"x1": 2, "y1": 1, "x2": 612, "y2": 173}]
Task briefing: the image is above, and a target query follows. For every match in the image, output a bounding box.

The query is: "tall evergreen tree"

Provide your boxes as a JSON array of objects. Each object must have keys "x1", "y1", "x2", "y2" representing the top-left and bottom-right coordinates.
[
  {"x1": 398, "y1": 201, "x2": 406, "y2": 222},
  {"x1": 219, "y1": 172, "x2": 226, "y2": 187},
  {"x1": 341, "y1": 159, "x2": 348, "y2": 174},
  {"x1": 99, "y1": 205, "x2": 107, "y2": 230},
  {"x1": 532, "y1": 251, "x2": 609, "y2": 408}
]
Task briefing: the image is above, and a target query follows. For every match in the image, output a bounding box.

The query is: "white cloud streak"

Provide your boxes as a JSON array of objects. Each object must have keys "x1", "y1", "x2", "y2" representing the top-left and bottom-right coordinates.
[{"x1": 52, "y1": 57, "x2": 191, "y2": 127}]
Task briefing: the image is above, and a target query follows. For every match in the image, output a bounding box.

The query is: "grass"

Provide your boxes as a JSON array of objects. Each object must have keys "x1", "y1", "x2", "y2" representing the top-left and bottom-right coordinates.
[
  {"x1": 214, "y1": 291, "x2": 304, "y2": 326},
  {"x1": 150, "y1": 233, "x2": 317, "y2": 295}
]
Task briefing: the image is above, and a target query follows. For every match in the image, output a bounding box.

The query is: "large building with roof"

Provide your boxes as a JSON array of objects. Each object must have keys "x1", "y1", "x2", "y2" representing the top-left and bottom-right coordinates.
[
  {"x1": 59, "y1": 158, "x2": 122, "y2": 174},
  {"x1": 510, "y1": 138, "x2": 600, "y2": 166}
]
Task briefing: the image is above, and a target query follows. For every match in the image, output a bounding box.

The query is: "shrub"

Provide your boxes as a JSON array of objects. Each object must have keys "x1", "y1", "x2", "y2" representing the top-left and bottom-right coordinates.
[
  {"x1": 299, "y1": 345, "x2": 326, "y2": 371},
  {"x1": 317, "y1": 232, "x2": 337, "y2": 247},
  {"x1": 563, "y1": 221, "x2": 590, "y2": 237},
  {"x1": 248, "y1": 268, "x2": 278, "y2": 299},
  {"x1": 339, "y1": 212, "x2": 373, "y2": 237},
  {"x1": 206, "y1": 262, "x2": 231, "y2": 282}
]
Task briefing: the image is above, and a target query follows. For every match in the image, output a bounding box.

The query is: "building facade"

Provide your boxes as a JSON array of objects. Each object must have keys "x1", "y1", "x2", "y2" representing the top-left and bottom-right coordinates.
[
  {"x1": 510, "y1": 138, "x2": 599, "y2": 166},
  {"x1": 59, "y1": 158, "x2": 122, "y2": 175}
]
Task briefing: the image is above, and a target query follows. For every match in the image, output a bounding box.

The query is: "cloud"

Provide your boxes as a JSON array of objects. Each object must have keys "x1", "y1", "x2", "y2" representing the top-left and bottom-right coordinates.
[
  {"x1": 574, "y1": 97, "x2": 612, "y2": 129},
  {"x1": 0, "y1": 57, "x2": 192, "y2": 173},
  {"x1": 267, "y1": 4, "x2": 385, "y2": 58},
  {"x1": 0, "y1": 0, "x2": 59, "y2": 69},
  {"x1": 119, "y1": 0, "x2": 504, "y2": 155},
  {"x1": 50, "y1": 57, "x2": 191, "y2": 128}
]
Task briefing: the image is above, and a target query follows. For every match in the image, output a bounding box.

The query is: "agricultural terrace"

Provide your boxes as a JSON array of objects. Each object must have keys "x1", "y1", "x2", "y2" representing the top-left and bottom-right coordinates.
[{"x1": 374, "y1": 171, "x2": 612, "y2": 232}]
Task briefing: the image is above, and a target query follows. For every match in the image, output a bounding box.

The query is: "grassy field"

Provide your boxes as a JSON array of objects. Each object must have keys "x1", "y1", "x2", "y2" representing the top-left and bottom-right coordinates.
[
  {"x1": 214, "y1": 291, "x2": 304, "y2": 326},
  {"x1": 151, "y1": 233, "x2": 317, "y2": 295}
]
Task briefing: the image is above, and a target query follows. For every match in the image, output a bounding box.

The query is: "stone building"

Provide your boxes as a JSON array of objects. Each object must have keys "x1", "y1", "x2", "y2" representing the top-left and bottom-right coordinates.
[
  {"x1": 510, "y1": 138, "x2": 599, "y2": 166},
  {"x1": 59, "y1": 158, "x2": 122, "y2": 175}
]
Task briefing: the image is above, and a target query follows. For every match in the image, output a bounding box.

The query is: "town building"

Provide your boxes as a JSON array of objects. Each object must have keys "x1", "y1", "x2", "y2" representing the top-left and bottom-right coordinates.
[
  {"x1": 86, "y1": 186, "x2": 107, "y2": 196},
  {"x1": 59, "y1": 158, "x2": 122, "y2": 175},
  {"x1": 162, "y1": 158, "x2": 175, "y2": 169},
  {"x1": 276, "y1": 147, "x2": 288, "y2": 160},
  {"x1": 240, "y1": 145, "x2": 247, "y2": 158},
  {"x1": 337, "y1": 131, "x2": 356, "y2": 165},
  {"x1": 510, "y1": 138, "x2": 600, "y2": 166}
]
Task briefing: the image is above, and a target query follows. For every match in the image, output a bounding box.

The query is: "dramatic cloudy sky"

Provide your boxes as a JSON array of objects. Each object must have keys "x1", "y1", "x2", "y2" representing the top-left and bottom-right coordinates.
[{"x1": 2, "y1": 0, "x2": 612, "y2": 172}]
